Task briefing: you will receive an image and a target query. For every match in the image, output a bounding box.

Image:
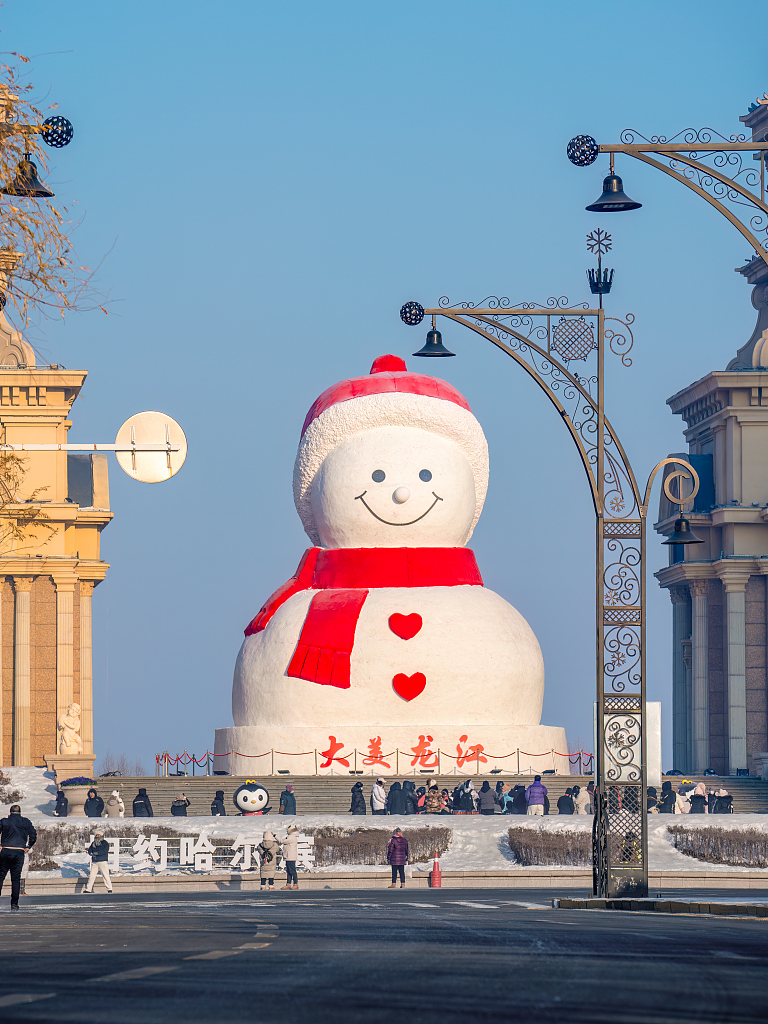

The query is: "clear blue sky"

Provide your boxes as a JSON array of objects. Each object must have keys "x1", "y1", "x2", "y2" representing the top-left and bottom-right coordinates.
[{"x1": 3, "y1": 0, "x2": 765, "y2": 772}]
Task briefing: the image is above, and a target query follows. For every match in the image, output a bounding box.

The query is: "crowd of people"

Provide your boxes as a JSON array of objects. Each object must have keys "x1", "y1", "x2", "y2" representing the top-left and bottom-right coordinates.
[
  {"x1": 648, "y1": 781, "x2": 732, "y2": 814},
  {"x1": 48, "y1": 777, "x2": 734, "y2": 822},
  {"x1": 346, "y1": 775, "x2": 597, "y2": 816}
]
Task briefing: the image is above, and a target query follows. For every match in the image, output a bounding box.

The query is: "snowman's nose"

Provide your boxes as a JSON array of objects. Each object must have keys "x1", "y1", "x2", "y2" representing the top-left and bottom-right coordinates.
[{"x1": 393, "y1": 486, "x2": 410, "y2": 504}]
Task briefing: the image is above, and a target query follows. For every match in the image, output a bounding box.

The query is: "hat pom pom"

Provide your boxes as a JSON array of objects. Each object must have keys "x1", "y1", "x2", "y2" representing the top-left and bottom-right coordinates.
[{"x1": 369, "y1": 354, "x2": 407, "y2": 374}]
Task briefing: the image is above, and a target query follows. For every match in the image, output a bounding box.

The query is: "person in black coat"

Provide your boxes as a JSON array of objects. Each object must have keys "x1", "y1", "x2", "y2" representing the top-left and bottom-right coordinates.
[
  {"x1": 557, "y1": 788, "x2": 575, "y2": 814},
  {"x1": 386, "y1": 781, "x2": 409, "y2": 815},
  {"x1": 211, "y1": 790, "x2": 226, "y2": 816},
  {"x1": 658, "y1": 781, "x2": 676, "y2": 814},
  {"x1": 53, "y1": 789, "x2": 68, "y2": 818},
  {"x1": 0, "y1": 805, "x2": 37, "y2": 909},
  {"x1": 84, "y1": 789, "x2": 104, "y2": 818},
  {"x1": 350, "y1": 781, "x2": 366, "y2": 815},
  {"x1": 279, "y1": 785, "x2": 296, "y2": 815},
  {"x1": 402, "y1": 779, "x2": 419, "y2": 815},
  {"x1": 133, "y1": 788, "x2": 153, "y2": 817},
  {"x1": 171, "y1": 793, "x2": 190, "y2": 816},
  {"x1": 511, "y1": 785, "x2": 527, "y2": 815},
  {"x1": 646, "y1": 786, "x2": 659, "y2": 812}
]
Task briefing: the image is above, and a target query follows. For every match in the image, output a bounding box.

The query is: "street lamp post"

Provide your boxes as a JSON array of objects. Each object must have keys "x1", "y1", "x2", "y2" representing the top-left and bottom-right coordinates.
[{"x1": 400, "y1": 286, "x2": 701, "y2": 898}]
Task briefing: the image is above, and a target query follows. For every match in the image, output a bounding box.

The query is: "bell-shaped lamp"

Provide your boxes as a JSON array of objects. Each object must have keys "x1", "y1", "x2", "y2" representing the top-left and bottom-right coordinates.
[
  {"x1": 662, "y1": 516, "x2": 704, "y2": 546},
  {"x1": 586, "y1": 173, "x2": 641, "y2": 213},
  {"x1": 2, "y1": 154, "x2": 55, "y2": 198},
  {"x1": 413, "y1": 328, "x2": 455, "y2": 357}
]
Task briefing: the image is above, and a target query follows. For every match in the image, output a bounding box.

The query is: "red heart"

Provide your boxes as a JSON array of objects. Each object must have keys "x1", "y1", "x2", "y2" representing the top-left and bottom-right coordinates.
[
  {"x1": 388, "y1": 613, "x2": 422, "y2": 640},
  {"x1": 392, "y1": 672, "x2": 426, "y2": 701}
]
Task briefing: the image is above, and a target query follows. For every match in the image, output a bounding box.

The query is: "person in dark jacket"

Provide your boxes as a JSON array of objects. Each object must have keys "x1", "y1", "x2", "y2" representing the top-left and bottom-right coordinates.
[
  {"x1": 84, "y1": 788, "x2": 104, "y2": 818},
  {"x1": 478, "y1": 781, "x2": 498, "y2": 815},
  {"x1": 386, "y1": 828, "x2": 409, "y2": 888},
  {"x1": 211, "y1": 790, "x2": 226, "y2": 816},
  {"x1": 402, "y1": 779, "x2": 418, "y2": 815},
  {"x1": 415, "y1": 786, "x2": 427, "y2": 812},
  {"x1": 171, "y1": 793, "x2": 190, "y2": 816},
  {"x1": 386, "y1": 781, "x2": 408, "y2": 815},
  {"x1": 279, "y1": 784, "x2": 296, "y2": 815},
  {"x1": 350, "y1": 781, "x2": 366, "y2": 815},
  {"x1": 658, "y1": 781, "x2": 676, "y2": 814},
  {"x1": 689, "y1": 783, "x2": 708, "y2": 814},
  {"x1": 511, "y1": 785, "x2": 527, "y2": 815},
  {"x1": 53, "y1": 789, "x2": 68, "y2": 818},
  {"x1": 84, "y1": 828, "x2": 112, "y2": 893},
  {"x1": 557, "y1": 788, "x2": 575, "y2": 814},
  {"x1": 0, "y1": 805, "x2": 37, "y2": 910},
  {"x1": 646, "y1": 786, "x2": 658, "y2": 813},
  {"x1": 133, "y1": 788, "x2": 153, "y2": 817}
]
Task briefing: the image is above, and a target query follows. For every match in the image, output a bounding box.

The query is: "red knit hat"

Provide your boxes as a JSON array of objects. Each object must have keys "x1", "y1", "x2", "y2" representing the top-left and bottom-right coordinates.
[{"x1": 301, "y1": 355, "x2": 472, "y2": 437}]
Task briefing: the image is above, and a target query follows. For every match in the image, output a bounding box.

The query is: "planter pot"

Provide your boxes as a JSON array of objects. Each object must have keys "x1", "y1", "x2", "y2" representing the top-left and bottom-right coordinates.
[{"x1": 61, "y1": 787, "x2": 89, "y2": 818}]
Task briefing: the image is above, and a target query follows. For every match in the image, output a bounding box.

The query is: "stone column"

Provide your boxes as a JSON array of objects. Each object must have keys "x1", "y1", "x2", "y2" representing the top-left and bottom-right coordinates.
[
  {"x1": 720, "y1": 571, "x2": 750, "y2": 773},
  {"x1": 669, "y1": 585, "x2": 690, "y2": 772},
  {"x1": 52, "y1": 577, "x2": 76, "y2": 728},
  {"x1": 681, "y1": 638, "x2": 693, "y2": 771},
  {"x1": 79, "y1": 581, "x2": 96, "y2": 756},
  {"x1": 11, "y1": 576, "x2": 35, "y2": 766},
  {"x1": 689, "y1": 579, "x2": 710, "y2": 773}
]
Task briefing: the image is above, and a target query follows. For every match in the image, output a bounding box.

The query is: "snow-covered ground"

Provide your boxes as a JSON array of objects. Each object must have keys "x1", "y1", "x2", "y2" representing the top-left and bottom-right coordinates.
[{"x1": 3, "y1": 768, "x2": 767, "y2": 877}]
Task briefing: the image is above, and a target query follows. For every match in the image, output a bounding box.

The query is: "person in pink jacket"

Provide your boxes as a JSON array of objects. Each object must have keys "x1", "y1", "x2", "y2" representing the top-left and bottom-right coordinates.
[{"x1": 386, "y1": 828, "x2": 409, "y2": 888}]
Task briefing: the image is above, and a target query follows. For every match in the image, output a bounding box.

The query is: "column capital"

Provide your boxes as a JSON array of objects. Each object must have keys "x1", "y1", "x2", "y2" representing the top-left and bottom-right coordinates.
[
  {"x1": 669, "y1": 584, "x2": 690, "y2": 604},
  {"x1": 688, "y1": 579, "x2": 709, "y2": 598},
  {"x1": 50, "y1": 574, "x2": 78, "y2": 593},
  {"x1": 718, "y1": 569, "x2": 751, "y2": 593},
  {"x1": 79, "y1": 579, "x2": 96, "y2": 597},
  {"x1": 10, "y1": 575, "x2": 35, "y2": 594}
]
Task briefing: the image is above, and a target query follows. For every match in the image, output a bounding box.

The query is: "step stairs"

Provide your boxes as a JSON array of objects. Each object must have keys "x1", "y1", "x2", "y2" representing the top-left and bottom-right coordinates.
[{"x1": 80, "y1": 773, "x2": 768, "y2": 817}]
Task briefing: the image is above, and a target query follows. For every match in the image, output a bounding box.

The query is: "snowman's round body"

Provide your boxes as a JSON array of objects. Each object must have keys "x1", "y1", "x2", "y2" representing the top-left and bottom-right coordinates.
[{"x1": 214, "y1": 360, "x2": 567, "y2": 775}]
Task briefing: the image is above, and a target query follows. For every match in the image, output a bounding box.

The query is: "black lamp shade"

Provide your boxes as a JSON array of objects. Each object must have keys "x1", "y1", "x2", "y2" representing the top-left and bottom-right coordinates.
[
  {"x1": 2, "y1": 155, "x2": 54, "y2": 198},
  {"x1": 586, "y1": 173, "x2": 641, "y2": 213},
  {"x1": 662, "y1": 516, "x2": 704, "y2": 546},
  {"x1": 413, "y1": 328, "x2": 455, "y2": 357}
]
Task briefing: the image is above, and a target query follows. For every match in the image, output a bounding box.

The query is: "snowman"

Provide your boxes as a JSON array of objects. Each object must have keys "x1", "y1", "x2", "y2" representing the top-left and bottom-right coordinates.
[{"x1": 215, "y1": 355, "x2": 567, "y2": 775}]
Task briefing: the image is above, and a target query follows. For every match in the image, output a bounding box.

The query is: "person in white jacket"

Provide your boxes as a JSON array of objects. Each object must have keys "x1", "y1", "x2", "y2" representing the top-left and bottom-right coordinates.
[
  {"x1": 102, "y1": 790, "x2": 125, "y2": 818},
  {"x1": 572, "y1": 785, "x2": 591, "y2": 815},
  {"x1": 675, "y1": 786, "x2": 691, "y2": 814},
  {"x1": 280, "y1": 824, "x2": 299, "y2": 890},
  {"x1": 371, "y1": 779, "x2": 387, "y2": 815}
]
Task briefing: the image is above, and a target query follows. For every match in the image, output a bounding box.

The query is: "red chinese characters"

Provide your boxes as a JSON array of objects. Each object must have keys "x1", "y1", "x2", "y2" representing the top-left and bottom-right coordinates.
[
  {"x1": 456, "y1": 734, "x2": 488, "y2": 768},
  {"x1": 362, "y1": 737, "x2": 391, "y2": 768},
  {"x1": 319, "y1": 735, "x2": 350, "y2": 769},
  {"x1": 410, "y1": 735, "x2": 438, "y2": 768}
]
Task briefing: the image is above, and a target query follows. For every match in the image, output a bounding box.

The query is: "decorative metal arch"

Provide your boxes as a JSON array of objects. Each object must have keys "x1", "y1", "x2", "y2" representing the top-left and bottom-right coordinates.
[{"x1": 410, "y1": 297, "x2": 698, "y2": 898}]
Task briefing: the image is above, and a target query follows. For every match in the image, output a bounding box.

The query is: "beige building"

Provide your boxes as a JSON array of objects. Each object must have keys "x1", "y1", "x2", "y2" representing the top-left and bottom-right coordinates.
[
  {"x1": 654, "y1": 100, "x2": 768, "y2": 777},
  {"x1": 0, "y1": 266, "x2": 111, "y2": 770}
]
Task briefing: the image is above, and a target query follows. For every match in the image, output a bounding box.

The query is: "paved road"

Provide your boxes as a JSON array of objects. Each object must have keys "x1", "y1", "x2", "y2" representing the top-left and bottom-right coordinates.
[{"x1": 1, "y1": 888, "x2": 766, "y2": 1023}]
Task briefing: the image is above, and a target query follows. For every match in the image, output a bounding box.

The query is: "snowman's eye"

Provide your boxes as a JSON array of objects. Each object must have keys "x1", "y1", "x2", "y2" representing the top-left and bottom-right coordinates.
[
  {"x1": 372, "y1": 470, "x2": 386, "y2": 483},
  {"x1": 419, "y1": 469, "x2": 432, "y2": 482}
]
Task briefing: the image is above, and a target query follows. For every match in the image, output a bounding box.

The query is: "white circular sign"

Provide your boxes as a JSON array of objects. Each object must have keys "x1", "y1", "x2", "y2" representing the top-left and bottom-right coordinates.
[{"x1": 115, "y1": 411, "x2": 187, "y2": 483}]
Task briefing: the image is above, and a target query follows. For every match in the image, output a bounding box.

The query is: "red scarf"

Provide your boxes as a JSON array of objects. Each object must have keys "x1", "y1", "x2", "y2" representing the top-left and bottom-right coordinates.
[{"x1": 245, "y1": 547, "x2": 483, "y2": 689}]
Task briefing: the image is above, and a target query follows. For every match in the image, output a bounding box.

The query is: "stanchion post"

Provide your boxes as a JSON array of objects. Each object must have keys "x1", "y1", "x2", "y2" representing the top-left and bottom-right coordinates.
[
  {"x1": 271, "y1": 749, "x2": 274, "y2": 776},
  {"x1": 184, "y1": 749, "x2": 188, "y2": 777},
  {"x1": 516, "y1": 749, "x2": 520, "y2": 775},
  {"x1": 396, "y1": 749, "x2": 399, "y2": 774},
  {"x1": 314, "y1": 749, "x2": 318, "y2": 775},
  {"x1": 476, "y1": 748, "x2": 480, "y2": 775},
  {"x1": 354, "y1": 748, "x2": 357, "y2": 773},
  {"x1": 437, "y1": 748, "x2": 441, "y2": 775},
  {"x1": 551, "y1": 748, "x2": 555, "y2": 774}
]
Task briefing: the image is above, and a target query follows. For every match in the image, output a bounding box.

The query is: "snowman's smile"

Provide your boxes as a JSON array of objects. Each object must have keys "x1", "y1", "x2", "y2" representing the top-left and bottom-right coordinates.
[{"x1": 354, "y1": 490, "x2": 443, "y2": 526}]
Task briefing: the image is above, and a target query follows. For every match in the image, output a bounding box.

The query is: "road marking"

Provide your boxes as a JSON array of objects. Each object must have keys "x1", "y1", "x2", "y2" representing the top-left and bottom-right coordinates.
[
  {"x1": 401, "y1": 903, "x2": 440, "y2": 908},
  {"x1": 447, "y1": 901, "x2": 499, "y2": 909},
  {"x1": 184, "y1": 950, "x2": 244, "y2": 960},
  {"x1": 237, "y1": 943, "x2": 271, "y2": 949},
  {"x1": 499, "y1": 901, "x2": 548, "y2": 909},
  {"x1": 87, "y1": 966, "x2": 178, "y2": 983},
  {"x1": 0, "y1": 994, "x2": 56, "y2": 1008}
]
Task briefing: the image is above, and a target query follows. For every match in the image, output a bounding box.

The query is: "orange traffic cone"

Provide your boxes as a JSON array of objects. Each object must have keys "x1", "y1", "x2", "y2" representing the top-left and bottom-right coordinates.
[{"x1": 429, "y1": 850, "x2": 441, "y2": 888}]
